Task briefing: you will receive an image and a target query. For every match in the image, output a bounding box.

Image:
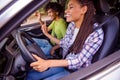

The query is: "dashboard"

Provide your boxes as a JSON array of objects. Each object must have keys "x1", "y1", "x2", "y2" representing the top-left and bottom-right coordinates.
[{"x1": 0, "y1": 34, "x2": 26, "y2": 76}]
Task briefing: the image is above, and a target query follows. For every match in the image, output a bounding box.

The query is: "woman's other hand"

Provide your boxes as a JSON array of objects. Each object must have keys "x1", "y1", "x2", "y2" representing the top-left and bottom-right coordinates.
[
  {"x1": 50, "y1": 45, "x2": 60, "y2": 56},
  {"x1": 50, "y1": 47, "x2": 55, "y2": 56}
]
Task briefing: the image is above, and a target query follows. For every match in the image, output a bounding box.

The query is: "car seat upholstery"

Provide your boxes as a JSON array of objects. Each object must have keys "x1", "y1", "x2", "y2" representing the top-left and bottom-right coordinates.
[{"x1": 92, "y1": 0, "x2": 119, "y2": 63}]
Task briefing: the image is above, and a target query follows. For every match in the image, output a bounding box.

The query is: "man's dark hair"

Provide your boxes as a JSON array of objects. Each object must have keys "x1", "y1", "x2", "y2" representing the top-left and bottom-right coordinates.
[{"x1": 45, "y1": 2, "x2": 63, "y2": 16}]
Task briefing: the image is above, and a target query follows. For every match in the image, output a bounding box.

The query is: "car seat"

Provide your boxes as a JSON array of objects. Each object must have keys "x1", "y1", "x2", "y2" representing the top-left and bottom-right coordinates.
[{"x1": 92, "y1": 0, "x2": 119, "y2": 63}]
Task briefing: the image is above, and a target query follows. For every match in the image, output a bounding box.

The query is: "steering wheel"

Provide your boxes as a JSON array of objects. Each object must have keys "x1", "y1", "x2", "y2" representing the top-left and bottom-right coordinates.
[{"x1": 16, "y1": 30, "x2": 47, "y2": 63}]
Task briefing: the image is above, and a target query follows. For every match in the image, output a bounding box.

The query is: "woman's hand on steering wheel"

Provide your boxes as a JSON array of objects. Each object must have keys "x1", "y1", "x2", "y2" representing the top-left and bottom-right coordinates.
[{"x1": 31, "y1": 54, "x2": 49, "y2": 72}]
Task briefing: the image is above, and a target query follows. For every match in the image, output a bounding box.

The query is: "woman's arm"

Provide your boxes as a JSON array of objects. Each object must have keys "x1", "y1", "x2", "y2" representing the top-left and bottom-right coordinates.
[{"x1": 30, "y1": 54, "x2": 68, "y2": 72}]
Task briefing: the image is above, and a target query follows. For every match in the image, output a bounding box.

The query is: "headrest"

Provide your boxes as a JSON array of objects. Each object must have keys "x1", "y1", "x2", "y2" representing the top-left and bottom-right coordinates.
[{"x1": 94, "y1": 0, "x2": 110, "y2": 14}]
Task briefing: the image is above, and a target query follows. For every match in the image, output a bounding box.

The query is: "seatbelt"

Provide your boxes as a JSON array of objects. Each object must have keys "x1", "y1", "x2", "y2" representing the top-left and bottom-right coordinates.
[{"x1": 94, "y1": 10, "x2": 120, "y2": 30}]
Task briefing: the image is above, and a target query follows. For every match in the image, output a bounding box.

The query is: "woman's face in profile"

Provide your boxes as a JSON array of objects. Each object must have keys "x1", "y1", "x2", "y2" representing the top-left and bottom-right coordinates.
[{"x1": 65, "y1": 0, "x2": 86, "y2": 22}]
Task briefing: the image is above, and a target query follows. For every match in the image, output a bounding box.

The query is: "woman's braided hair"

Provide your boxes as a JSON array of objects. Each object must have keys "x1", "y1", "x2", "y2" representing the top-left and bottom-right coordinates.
[{"x1": 68, "y1": 0, "x2": 95, "y2": 54}]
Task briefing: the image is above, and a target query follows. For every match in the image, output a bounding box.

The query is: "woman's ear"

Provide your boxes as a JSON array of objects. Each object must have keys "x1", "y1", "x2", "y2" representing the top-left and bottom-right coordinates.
[{"x1": 81, "y1": 6, "x2": 88, "y2": 14}]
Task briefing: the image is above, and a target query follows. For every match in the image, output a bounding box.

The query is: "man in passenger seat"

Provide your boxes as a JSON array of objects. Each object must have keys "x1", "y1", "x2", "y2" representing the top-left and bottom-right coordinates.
[{"x1": 33, "y1": 2, "x2": 67, "y2": 57}]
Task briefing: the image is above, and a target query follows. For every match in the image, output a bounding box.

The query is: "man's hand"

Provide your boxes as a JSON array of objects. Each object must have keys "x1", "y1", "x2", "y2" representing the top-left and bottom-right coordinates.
[{"x1": 41, "y1": 22, "x2": 49, "y2": 36}]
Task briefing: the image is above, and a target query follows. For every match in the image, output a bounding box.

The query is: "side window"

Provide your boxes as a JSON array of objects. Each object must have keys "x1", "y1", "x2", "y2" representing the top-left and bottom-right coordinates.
[
  {"x1": 22, "y1": 4, "x2": 48, "y2": 26},
  {"x1": 22, "y1": 0, "x2": 68, "y2": 26}
]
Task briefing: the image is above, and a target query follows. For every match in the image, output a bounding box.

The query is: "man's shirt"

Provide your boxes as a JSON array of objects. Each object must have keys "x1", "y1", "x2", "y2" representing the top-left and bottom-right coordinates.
[{"x1": 48, "y1": 18, "x2": 67, "y2": 45}]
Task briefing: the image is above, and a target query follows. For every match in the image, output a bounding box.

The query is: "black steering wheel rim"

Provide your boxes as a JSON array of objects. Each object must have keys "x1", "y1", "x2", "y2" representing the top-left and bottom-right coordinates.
[{"x1": 16, "y1": 31, "x2": 47, "y2": 63}]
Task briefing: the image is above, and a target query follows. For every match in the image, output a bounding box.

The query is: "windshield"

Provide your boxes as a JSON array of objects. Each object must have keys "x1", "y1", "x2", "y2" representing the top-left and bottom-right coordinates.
[{"x1": 0, "y1": 0, "x2": 32, "y2": 29}]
